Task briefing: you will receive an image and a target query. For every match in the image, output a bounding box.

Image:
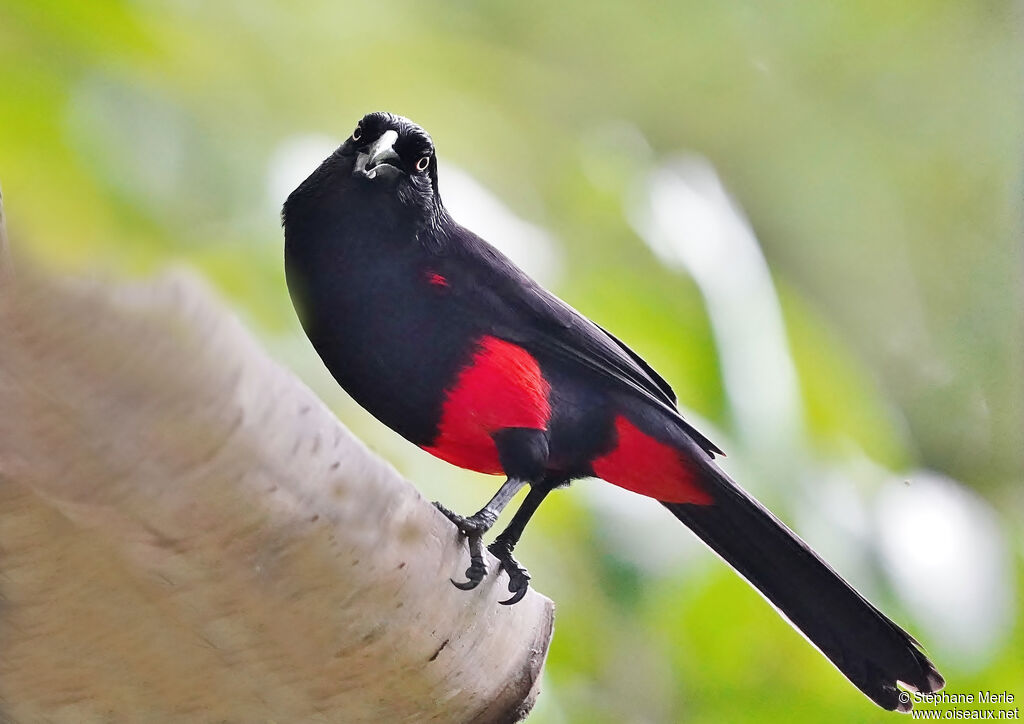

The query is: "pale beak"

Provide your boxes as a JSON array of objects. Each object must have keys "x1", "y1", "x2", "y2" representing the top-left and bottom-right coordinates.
[{"x1": 354, "y1": 130, "x2": 401, "y2": 180}]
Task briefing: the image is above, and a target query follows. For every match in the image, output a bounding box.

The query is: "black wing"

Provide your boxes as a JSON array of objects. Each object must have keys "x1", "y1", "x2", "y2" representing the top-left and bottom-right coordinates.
[
  {"x1": 450, "y1": 227, "x2": 723, "y2": 457},
  {"x1": 594, "y1": 322, "x2": 678, "y2": 405}
]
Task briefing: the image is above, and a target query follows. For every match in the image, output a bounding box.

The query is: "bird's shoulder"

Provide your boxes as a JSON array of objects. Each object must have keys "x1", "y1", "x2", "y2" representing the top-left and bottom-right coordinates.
[{"x1": 442, "y1": 224, "x2": 681, "y2": 410}]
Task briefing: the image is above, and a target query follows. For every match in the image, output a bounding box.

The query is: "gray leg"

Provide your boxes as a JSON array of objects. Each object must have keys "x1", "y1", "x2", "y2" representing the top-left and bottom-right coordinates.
[{"x1": 434, "y1": 477, "x2": 527, "y2": 590}]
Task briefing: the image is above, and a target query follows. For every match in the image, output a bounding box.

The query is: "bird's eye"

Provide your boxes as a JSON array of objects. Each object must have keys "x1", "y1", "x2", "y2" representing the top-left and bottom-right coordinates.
[
  {"x1": 352, "y1": 126, "x2": 362, "y2": 141},
  {"x1": 416, "y1": 155, "x2": 430, "y2": 172}
]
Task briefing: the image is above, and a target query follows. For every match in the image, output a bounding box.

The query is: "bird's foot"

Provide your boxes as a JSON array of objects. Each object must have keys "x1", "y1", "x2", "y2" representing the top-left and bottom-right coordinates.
[
  {"x1": 433, "y1": 502, "x2": 497, "y2": 591},
  {"x1": 487, "y1": 539, "x2": 531, "y2": 605}
]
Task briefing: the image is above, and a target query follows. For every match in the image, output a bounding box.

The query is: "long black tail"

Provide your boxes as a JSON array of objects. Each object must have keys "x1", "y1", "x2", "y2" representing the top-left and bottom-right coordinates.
[{"x1": 663, "y1": 463, "x2": 944, "y2": 712}]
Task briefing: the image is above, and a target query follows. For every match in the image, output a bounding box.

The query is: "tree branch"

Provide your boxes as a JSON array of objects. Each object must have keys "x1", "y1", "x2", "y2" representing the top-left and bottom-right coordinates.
[{"x1": 0, "y1": 192, "x2": 554, "y2": 723}]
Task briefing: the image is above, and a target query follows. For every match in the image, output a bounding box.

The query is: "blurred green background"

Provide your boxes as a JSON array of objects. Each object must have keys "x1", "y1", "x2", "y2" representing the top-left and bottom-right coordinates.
[{"x1": 2, "y1": 1, "x2": 1021, "y2": 721}]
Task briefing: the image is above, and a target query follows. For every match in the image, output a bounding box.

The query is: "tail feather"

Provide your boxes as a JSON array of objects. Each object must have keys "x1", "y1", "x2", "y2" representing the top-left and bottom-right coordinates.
[{"x1": 664, "y1": 463, "x2": 944, "y2": 712}]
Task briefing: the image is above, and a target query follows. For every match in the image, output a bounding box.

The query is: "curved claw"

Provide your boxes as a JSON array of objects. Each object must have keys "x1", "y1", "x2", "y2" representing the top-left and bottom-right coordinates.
[
  {"x1": 499, "y1": 585, "x2": 529, "y2": 606},
  {"x1": 491, "y1": 545, "x2": 531, "y2": 605},
  {"x1": 451, "y1": 576, "x2": 482, "y2": 591},
  {"x1": 451, "y1": 557, "x2": 488, "y2": 591}
]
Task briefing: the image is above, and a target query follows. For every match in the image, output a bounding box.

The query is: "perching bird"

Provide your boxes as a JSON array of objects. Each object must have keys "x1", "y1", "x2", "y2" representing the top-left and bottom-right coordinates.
[{"x1": 283, "y1": 111, "x2": 944, "y2": 712}]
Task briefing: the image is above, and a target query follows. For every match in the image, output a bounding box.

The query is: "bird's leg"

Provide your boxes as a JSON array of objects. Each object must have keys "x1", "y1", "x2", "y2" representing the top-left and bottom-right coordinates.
[
  {"x1": 487, "y1": 482, "x2": 552, "y2": 605},
  {"x1": 434, "y1": 476, "x2": 527, "y2": 591}
]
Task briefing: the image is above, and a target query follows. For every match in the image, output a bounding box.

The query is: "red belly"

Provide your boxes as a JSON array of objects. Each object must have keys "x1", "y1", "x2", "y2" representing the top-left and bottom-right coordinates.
[{"x1": 422, "y1": 336, "x2": 550, "y2": 474}]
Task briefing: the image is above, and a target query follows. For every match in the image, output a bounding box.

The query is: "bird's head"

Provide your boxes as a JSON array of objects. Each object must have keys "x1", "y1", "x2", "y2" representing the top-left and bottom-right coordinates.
[
  {"x1": 293, "y1": 112, "x2": 443, "y2": 222},
  {"x1": 347, "y1": 112, "x2": 437, "y2": 190}
]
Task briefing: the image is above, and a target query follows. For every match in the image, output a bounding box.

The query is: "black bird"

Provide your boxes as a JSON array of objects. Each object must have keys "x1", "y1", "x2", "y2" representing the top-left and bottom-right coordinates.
[{"x1": 283, "y1": 111, "x2": 944, "y2": 712}]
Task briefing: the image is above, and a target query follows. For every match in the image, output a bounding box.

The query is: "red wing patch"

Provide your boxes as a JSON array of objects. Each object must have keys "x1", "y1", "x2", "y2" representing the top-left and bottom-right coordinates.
[
  {"x1": 423, "y1": 336, "x2": 550, "y2": 474},
  {"x1": 592, "y1": 415, "x2": 712, "y2": 504}
]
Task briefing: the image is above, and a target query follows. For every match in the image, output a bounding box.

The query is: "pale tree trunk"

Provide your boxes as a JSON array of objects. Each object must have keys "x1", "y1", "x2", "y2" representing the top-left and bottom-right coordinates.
[{"x1": 0, "y1": 188, "x2": 554, "y2": 723}]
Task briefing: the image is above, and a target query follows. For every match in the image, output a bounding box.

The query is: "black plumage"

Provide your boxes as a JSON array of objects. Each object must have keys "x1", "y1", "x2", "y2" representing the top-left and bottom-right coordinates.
[{"x1": 283, "y1": 111, "x2": 943, "y2": 711}]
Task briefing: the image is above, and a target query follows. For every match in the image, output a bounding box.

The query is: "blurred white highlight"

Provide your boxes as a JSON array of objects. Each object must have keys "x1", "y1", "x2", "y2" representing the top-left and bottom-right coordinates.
[
  {"x1": 266, "y1": 133, "x2": 339, "y2": 212},
  {"x1": 631, "y1": 156, "x2": 803, "y2": 457},
  {"x1": 877, "y1": 472, "x2": 1015, "y2": 667},
  {"x1": 438, "y1": 161, "x2": 562, "y2": 285}
]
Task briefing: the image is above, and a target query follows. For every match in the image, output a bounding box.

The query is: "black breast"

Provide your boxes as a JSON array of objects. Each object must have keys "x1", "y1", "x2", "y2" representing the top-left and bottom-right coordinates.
[{"x1": 285, "y1": 214, "x2": 479, "y2": 447}]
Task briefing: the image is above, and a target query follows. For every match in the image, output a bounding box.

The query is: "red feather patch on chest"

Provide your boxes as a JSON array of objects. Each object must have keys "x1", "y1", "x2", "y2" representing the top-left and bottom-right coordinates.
[
  {"x1": 423, "y1": 336, "x2": 550, "y2": 474},
  {"x1": 426, "y1": 271, "x2": 449, "y2": 287},
  {"x1": 592, "y1": 415, "x2": 712, "y2": 504}
]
